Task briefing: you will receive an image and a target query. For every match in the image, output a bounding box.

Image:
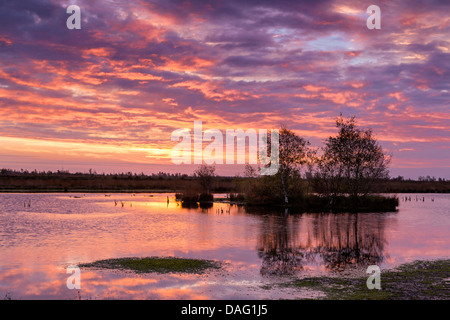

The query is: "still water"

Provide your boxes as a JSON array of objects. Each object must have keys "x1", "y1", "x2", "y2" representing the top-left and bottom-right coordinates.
[{"x1": 0, "y1": 193, "x2": 448, "y2": 299}]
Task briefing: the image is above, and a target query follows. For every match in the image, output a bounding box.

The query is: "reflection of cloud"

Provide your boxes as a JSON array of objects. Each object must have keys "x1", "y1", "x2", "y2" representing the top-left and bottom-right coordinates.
[
  {"x1": 0, "y1": 266, "x2": 209, "y2": 300},
  {"x1": 0, "y1": 0, "x2": 448, "y2": 175}
]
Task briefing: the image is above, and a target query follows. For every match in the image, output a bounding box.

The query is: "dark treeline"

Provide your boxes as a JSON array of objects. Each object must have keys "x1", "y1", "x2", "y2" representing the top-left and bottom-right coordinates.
[
  {"x1": 0, "y1": 168, "x2": 448, "y2": 193},
  {"x1": 0, "y1": 168, "x2": 235, "y2": 193},
  {"x1": 371, "y1": 178, "x2": 450, "y2": 193}
]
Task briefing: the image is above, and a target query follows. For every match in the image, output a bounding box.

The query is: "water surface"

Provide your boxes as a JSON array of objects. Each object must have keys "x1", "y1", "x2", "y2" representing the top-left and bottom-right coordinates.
[{"x1": 0, "y1": 193, "x2": 448, "y2": 299}]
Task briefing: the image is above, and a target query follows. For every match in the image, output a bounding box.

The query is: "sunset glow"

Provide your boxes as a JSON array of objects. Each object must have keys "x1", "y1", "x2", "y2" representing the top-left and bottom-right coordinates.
[{"x1": 0, "y1": 0, "x2": 448, "y2": 178}]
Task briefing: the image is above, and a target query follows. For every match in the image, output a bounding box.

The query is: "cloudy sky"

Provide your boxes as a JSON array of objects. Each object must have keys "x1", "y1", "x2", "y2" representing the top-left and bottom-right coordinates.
[{"x1": 0, "y1": 0, "x2": 449, "y2": 178}]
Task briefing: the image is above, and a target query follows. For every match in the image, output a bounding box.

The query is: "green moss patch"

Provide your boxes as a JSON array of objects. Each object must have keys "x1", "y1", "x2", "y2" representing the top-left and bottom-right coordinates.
[{"x1": 80, "y1": 256, "x2": 221, "y2": 274}]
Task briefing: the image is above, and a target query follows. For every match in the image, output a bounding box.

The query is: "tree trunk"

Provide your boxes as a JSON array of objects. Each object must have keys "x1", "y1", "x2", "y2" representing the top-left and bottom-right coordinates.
[{"x1": 280, "y1": 173, "x2": 289, "y2": 204}]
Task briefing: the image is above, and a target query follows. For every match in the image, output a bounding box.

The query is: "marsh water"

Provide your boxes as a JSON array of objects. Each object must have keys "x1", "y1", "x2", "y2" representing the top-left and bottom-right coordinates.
[{"x1": 0, "y1": 193, "x2": 448, "y2": 299}]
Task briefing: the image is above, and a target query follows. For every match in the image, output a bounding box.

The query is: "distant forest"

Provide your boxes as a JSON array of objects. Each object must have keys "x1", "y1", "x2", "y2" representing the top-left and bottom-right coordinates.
[{"x1": 0, "y1": 168, "x2": 449, "y2": 193}]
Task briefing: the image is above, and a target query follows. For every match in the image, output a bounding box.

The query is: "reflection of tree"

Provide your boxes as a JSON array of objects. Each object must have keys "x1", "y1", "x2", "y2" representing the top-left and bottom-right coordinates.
[
  {"x1": 181, "y1": 202, "x2": 198, "y2": 209},
  {"x1": 257, "y1": 215, "x2": 304, "y2": 276},
  {"x1": 309, "y1": 213, "x2": 387, "y2": 271},
  {"x1": 199, "y1": 202, "x2": 213, "y2": 210},
  {"x1": 256, "y1": 212, "x2": 389, "y2": 276}
]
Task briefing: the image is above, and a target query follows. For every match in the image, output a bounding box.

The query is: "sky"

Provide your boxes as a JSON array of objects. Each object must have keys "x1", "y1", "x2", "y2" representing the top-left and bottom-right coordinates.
[{"x1": 0, "y1": 0, "x2": 449, "y2": 179}]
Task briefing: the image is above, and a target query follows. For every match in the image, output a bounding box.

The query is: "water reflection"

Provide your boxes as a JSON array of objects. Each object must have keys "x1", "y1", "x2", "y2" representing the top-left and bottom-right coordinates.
[
  {"x1": 257, "y1": 214, "x2": 304, "y2": 276},
  {"x1": 181, "y1": 202, "x2": 198, "y2": 209},
  {"x1": 179, "y1": 202, "x2": 391, "y2": 276},
  {"x1": 199, "y1": 202, "x2": 213, "y2": 210},
  {"x1": 180, "y1": 202, "x2": 214, "y2": 210},
  {"x1": 1, "y1": 193, "x2": 448, "y2": 299},
  {"x1": 256, "y1": 212, "x2": 390, "y2": 276}
]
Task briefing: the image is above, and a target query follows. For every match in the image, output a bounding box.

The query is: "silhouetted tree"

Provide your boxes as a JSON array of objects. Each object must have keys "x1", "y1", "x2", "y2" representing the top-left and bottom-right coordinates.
[
  {"x1": 245, "y1": 128, "x2": 311, "y2": 205},
  {"x1": 244, "y1": 164, "x2": 258, "y2": 178},
  {"x1": 194, "y1": 164, "x2": 216, "y2": 194},
  {"x1": 315, "y1": 115, "x2": 390, "y2": 199},
  {"x1": 277, "y1": 127, "x2": 310, "y2": 204}
]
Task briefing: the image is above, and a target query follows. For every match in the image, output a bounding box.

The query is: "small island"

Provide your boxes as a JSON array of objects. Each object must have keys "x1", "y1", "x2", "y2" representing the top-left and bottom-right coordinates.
[{"x1": 79, "y1": 256, "x2": 222, "y2": 274}]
